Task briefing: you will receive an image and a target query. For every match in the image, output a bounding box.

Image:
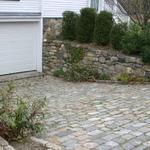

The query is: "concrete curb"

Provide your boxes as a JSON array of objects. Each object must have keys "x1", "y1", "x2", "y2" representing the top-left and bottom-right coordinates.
[{"x1": 0, "y1": 136, "x2": 62, "y2": 150}]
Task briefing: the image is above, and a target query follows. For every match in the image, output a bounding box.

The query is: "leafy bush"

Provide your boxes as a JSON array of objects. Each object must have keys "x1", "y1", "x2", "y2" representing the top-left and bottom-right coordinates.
[
  {"x1": 65, "y1": 44, "x2": 84, "y2": 64},
  {"x1": 64, "y1": 64, "x2": 100, "y2": 82},
  {"x1": 94, "y1": 11, "x2": 113, "y2": 46},
  {"x1": 121, "y1": 24, "x2": 142, "y2": 55},
  {"x1": 110, "y1": 23, "x2": 127, "y2": 50},
  {"x1": 53, "y1": 68, "x2": 65, "y2": 77},
  {"x1": 53, "y1": 44, "x2": 112, "y2": 82},
  {"x1": 76, "y1": 8, "x2": 96, "y2": 43},
  {"x1": 117, "y1": 73, "x2": 144, "y2": 84},
  {"x1": 138, "y1": 25, "x2": 150, "y2": 47},
  {"x1": 117, "y1": 73, "x2": 133, "y2": 84},
  {"x1": 141, "y1": 46, "x2": 150, "y2": 64},
  {"x1": 0, "y1": 83, "x2": 46, "y2": 141},
  {"x1": 62, "y1": 11, "x2": 78, "y2": 40},
  {"x1": 99, "y1": 74, "x2": 110, "y2": 80}
]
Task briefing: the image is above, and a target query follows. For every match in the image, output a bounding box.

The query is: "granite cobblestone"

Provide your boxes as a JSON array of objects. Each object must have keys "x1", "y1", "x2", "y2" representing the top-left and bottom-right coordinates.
[{"x1": 11, "y1": 76, "x2": 150, "y2": 150}]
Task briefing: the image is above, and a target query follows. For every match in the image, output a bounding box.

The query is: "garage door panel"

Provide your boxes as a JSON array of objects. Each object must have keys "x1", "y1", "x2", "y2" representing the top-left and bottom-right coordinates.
[
  {"x1": 0, "y1": 55, "x2": 36, "y2": 64},
  {"x1": 0, "y1": 22, "x2": 38, "y2": 75},
  {"x1": 0, "y1": 62, "x2": 36, "y2": 75},
  {"x1": 0, "y1": 46, "x2": 36, "y2": 54}
]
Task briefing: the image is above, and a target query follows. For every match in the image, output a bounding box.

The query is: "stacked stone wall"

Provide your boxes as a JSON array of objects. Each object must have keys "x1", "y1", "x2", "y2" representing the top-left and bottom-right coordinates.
[
  {"x1": 43, "y1": 18, "x2": 62, "y2": 41},
  {"x1": 43, "y1": 40, "x2": 150, "y2": 78}
]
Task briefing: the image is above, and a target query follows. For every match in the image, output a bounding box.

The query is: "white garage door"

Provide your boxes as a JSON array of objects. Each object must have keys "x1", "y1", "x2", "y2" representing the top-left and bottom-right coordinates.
[{"x1": 0, "y1": 22, "x2": 38, "y2": 75}]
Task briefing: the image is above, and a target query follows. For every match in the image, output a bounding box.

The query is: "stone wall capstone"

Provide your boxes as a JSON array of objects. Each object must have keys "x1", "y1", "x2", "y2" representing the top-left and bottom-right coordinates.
[{"x1": 43, "y1": 40, "x2": 150, "y2": 78}]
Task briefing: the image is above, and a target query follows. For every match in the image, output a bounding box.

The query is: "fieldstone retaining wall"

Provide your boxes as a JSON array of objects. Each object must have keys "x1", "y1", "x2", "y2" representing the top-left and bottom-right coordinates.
[
  {"x1": 43, "y1": 18, "x2": 62, "y2": 41},
  {"x1": 43, "y1": 40, "x2": 150, "y2": 78},
  {"x1": 0, "y1": 137, "x2": 15, "y2": 150}
]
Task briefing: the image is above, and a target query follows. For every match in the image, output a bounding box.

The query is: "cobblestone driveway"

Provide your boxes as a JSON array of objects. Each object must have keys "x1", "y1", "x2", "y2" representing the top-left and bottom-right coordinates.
[{"x1": 14, "y1": 76, "x2": 150, "y2": 150}]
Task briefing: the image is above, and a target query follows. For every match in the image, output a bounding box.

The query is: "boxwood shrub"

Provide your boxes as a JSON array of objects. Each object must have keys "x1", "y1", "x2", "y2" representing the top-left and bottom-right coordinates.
[
  {"x1": 110, "y1": 23, "x2": 127, "y2": 50},
  {"x1": 139, "y1": 25, "x2": 150, "y2": 47},
  {"x1": 141, "y1": 46, "x2": 150, "y2": 64},
  {"x1": 76, "y1": 8, "x2": 96, "y2": 43},
  {"x1": 94, "y1": 11, "x2": 113, "y2": 46},
  {"x1": 62, "y1": 11, "x2": 78, "y2": 40},
  {"x1": 121, "y1": 24, "x2": 142, "y2": 55}
]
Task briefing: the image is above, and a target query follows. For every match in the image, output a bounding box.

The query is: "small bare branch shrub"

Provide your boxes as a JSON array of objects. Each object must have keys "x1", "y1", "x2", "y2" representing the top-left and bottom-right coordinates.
[{"x1": 0, "y1": 83, "x2": 46, "y2": 141}]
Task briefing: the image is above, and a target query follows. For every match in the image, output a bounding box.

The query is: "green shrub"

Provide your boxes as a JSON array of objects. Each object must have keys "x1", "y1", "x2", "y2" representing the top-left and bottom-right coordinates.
[
  {"x1": 64, "y1": 64, "x2": 100, "y2": 82},
  {"x1": 76, "y1": 8, "x2": 96, "y2": 43},
  {"x1": 138, "y1": 25, "x2": 150, "y2": 47},
  {"x1": 0, "y1": 83, "x2": 46, "y2": 141},
  {"x1": 139, "y1": 25, "x2": 150, "y2": 64},
  {"x1": 110, "y1": 23, "x2": 127, "y2": 50},
  {"x1": 94, "y1": 11, "x2": 113, "y2": 46},
  {"x1": 141, "y1": 46, "x2": 150, "y2": 64},
  {"x1": 121, "y1": 24, "x2": 142, "y2": 55},
  {"x1": 53, "y1": 68, "x2": 65, "y2": 77},
  {"x1": 117, "y1": 73, "x2": 133, "y2": 84},
  {"x1": 99, "y1": 74, "x2": 110, "y2": 80},
  {"x1": 62, "y1": 11, "x2": 78, "y2": 40},
  {"x1": 117, "y1": 73, "x2": 144, "y2": 84},
  {"x1": 65, "y1": 44, "x2": 84, "y2": 64}
]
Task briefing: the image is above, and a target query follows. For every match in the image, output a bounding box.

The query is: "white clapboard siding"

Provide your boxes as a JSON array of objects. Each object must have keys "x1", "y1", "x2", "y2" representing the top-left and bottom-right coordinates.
[
  {"x1": 0, "y1": 0, "x2": 41, "y2": 13},
  {"x1": 42, "y1": 0, "x2": 88, "y2": 18}
]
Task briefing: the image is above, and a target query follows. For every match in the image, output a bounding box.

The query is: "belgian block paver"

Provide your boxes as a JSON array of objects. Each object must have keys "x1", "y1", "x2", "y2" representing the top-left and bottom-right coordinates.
[{"x1": 10, "y1": 76, "x2": 150, "y2": 150}]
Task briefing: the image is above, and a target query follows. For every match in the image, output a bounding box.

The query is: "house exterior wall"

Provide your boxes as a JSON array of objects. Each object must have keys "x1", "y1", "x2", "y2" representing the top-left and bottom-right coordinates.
[
  {"x1": 0, "y1": 0, "x2": 88, "y2": 15},
  {"x1": 42, "y1": 0, "x2": 89, "y2": 41},
  {"x1": 0, "y1": 0, "x2": 89, "y2": 41},
  {"x1": 42, "y1": 0, "x2": 88, "y2": 18},
  {"x1": 0, "y1": 0, "x2": 41, "y2": 13}
]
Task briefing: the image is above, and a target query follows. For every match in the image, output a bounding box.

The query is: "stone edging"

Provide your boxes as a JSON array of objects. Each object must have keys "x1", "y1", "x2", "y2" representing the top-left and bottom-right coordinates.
[
  {"x1": 0, "y1": 136, "x2": 62, "y2": 150},
  {"x1": 95, "y1": 80, "x2": 150, "y2": 84},
  {"x1": 30, "y1": 137, "x2": 62, "y2": 150},
  {"x1": 0, "y1": 137, "x2": 15, "y2": 150},
  {"x1": 51, "y1": 76, "x2": 150, "y2": 85}
]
